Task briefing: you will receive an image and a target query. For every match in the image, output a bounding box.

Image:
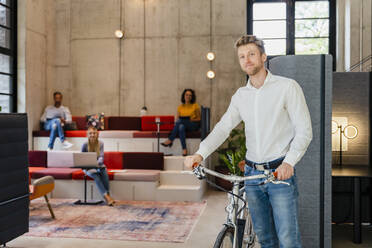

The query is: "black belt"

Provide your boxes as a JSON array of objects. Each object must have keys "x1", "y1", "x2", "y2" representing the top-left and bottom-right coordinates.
[{"x1": 245, "y1": 157, "x2": 285, "y2": 171}]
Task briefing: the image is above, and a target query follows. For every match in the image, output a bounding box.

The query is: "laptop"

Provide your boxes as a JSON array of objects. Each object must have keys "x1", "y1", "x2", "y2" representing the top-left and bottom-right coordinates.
[{"x1": 72, "y1": 152, "x2": 99, "y2": 168}]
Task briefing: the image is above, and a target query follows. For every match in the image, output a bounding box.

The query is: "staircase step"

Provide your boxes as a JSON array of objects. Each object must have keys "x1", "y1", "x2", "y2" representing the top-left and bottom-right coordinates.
[
  {"x1": 156, "y1": 184, "x2": 203, "y2": 201},
  {"x1": 160, "y1": 171, "x2": 200, "y2": 186},
  {"x1": 164, "y1": 156, "x2": 187, "y2": 171}
]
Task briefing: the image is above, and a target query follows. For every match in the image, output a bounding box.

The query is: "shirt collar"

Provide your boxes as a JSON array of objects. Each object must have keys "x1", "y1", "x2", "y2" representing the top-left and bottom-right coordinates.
[{"x1": 246, "y1": 70, "x2": 272, "y2": 89}]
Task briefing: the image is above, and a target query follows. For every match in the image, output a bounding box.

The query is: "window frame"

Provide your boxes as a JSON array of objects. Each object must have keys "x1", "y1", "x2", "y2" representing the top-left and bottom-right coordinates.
[
  {"x1": 0, "y1": 0, "x2": 17, "y2": 113},
  {"x1": 247, "y1": 0, "x2": 336, "y2": 69}
]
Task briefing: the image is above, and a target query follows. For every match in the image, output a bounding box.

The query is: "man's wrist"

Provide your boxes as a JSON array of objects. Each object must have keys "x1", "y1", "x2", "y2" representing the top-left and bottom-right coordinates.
[{"x1": 195, "y1": 153, "x2": 204, "y2": 162}]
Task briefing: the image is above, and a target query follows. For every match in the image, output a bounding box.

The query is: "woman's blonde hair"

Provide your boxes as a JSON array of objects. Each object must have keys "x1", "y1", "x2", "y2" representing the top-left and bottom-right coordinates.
[{"x1": 87, "y1": 126, "x2": 100, "y2": 157}]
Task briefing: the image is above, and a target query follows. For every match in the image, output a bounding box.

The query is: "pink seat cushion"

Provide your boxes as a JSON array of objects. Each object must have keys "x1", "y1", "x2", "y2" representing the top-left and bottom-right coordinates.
[
  {"x1": 123, "y1": 152, "x2": 164, "y2": 170},
  {"x1": 29, "y1": 150, "x2": 47, "y2": 167},
  {"x1": 113, "y1": 169, "x2": 160, "y2": 181},
  {"x1": 31, "y1": 168, "x2": 81, "y2": 179},
  {"x1": 99, "y1": 131, "x2": 135, "y2": 138}
]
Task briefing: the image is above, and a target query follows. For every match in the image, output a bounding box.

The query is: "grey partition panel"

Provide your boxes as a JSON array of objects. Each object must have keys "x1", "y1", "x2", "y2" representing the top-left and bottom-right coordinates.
[
  {"x1": 0, "y1": 113, "x2": 29, "y2": 245},
  {"x1": 268, "y1": 55, "x2": 332, "y2": 248}
]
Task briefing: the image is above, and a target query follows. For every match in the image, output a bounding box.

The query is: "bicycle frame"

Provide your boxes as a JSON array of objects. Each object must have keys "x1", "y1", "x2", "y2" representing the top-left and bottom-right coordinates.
[{"x1": 192, "y1": 165, "x2": 288, "y2": 248}]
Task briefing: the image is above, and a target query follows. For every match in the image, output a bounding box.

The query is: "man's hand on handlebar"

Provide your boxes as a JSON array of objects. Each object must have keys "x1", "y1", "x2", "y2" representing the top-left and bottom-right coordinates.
[
  {"x1": 184, "y1": 154, "x2": 203, "y2": 169},
  {"x1": 275, "y1": 162, "x2": 294, "y2": 181}
]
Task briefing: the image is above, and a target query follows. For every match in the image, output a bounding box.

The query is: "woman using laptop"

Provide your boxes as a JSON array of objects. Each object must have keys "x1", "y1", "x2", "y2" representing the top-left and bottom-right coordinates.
[
  {"x1": 82, "y1": 125, "x2": 115, "y2": 206},
  {"x1": 161, "y1": 89, "x2": 201, "y2": 156}
]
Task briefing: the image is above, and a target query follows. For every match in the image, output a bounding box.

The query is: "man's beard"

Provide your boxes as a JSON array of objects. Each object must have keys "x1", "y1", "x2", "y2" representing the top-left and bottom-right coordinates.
[{"x1": 246, "y1": 63, "x2": 263, "y2": 76}]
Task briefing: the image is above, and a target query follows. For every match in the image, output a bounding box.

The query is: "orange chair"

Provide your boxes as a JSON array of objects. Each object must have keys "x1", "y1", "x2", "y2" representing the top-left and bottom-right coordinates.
[{"x1": 29, "y1": 176, "x2": 55, "y2": 219}]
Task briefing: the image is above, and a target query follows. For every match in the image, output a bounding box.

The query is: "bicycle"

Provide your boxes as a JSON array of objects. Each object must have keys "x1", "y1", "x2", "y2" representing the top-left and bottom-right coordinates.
[{"x1": 192, "y1": 165, "x2": 290, "y2": 248}]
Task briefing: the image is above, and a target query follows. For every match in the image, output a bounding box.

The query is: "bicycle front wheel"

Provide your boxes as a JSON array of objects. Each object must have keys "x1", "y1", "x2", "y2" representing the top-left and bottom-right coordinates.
[{"x1": 213, "y1": 225, "x2": 235, "y2": 248}]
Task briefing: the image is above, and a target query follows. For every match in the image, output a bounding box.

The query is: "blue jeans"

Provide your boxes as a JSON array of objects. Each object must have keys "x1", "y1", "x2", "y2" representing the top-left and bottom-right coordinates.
[
  {"x1": 85, "y1": 166, "x2": 110, "y2": 196},
  {"x1": 168, "y1": 119, "x2": 200, "y2": 149},
  {"x1": 44, "y1": 118, "x2": 65, "y2": 149},
  {"x1": 244, "y1": 164, "x2": 301, "y2": 248}
]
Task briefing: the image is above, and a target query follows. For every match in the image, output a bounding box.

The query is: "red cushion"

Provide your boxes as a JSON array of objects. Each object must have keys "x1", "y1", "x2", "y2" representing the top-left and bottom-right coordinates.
[
  {"x1": 72, "y1": 116, "x2": 88, "y2": 130},
  {"x1": 31, "y1": 168, "x2": 81, "y2": 179},
  {"x1": 71, "y1": 169, "x2": 114, "y2": 180},
  {"x1": 104, "y1": 152, "x2": 124, "y2": 169},
  {"x1": 141, "y1": 116, "x2": 174, "y2": 131},
  {"x1": 106, "y1": 116, "x2": 141, "y2": 130},
  {"x1": 65, "y1": 130, "x2": 87, "y2": 137},
  {"x1": 28, "y1": 150, "x2": 47, "y2": 167},
  {"x1": 33, "y1": 130, "x2": 87, "y2": 137},
  {"x1": 123, "y1": 152, "x2": 164, "y2": 170}
]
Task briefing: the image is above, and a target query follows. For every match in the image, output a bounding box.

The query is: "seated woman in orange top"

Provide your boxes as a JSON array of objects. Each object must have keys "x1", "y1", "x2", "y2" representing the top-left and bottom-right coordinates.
[{"x1": 161, "y1": 89, "x2": 201, "y2": 156}]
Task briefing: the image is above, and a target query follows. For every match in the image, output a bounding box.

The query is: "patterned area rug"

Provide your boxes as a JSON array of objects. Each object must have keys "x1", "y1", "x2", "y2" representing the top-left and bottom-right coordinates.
[{"x1": 27, "y1": 198, "x2": 206, "y2": 243}]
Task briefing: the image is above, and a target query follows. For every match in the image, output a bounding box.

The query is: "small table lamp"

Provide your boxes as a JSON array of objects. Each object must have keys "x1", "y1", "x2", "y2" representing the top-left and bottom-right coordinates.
[{"x1": 332, "y1": 120, "x2": 358, "y2": 166}]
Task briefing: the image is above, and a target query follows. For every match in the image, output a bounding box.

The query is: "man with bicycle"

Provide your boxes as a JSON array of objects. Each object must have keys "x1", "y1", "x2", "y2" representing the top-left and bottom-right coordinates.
[{"x1": 185, "y1": 35, "x2": 312, "y2": 248}]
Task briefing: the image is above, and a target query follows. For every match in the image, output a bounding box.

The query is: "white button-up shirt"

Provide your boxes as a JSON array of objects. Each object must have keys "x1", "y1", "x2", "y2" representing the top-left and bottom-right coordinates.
[{"x1": 196, "y1": 70, "x2": 312, "y2": 167}]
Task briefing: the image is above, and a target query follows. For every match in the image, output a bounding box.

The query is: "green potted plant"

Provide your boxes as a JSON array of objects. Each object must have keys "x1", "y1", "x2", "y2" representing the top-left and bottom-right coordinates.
[{"x1": 215, "y1": 124, "x2": 247, "y2": 190}]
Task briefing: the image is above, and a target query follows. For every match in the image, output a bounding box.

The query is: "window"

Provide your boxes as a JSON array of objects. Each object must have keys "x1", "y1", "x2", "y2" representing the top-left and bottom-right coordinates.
[
  {"x1": 0, "y1": 0, "x2": 16, "y2": 113},
  {"x1": 295, "y1": 1, "x2": 329, "y2": 55},
  {"x1": 247, "y1": 0, "x2": 336, "y2": 68},
  {"x1": 252, "y1": 2, "x2": 287, "y2": 55}
]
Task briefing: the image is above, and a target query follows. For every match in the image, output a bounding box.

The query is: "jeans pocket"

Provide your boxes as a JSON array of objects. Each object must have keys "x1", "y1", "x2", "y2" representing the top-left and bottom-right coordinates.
[{"x1": 244, "y1": 165, "x2": 253, "y2": 176}]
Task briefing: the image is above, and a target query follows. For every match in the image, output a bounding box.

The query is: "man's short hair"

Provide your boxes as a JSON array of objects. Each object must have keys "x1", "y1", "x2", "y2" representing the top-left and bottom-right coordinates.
[
  {"x1": 53, "y1": 91, "x2": 62, "y2": 98},
  {"x1": 234, "y1": 35, "x2": 266, "y2": 54}
]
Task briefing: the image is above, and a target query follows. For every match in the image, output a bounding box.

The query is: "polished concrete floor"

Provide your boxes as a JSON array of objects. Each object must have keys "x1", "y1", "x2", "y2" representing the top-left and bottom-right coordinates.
[{"x1": 7, "y1": 189, "x2": 372, "y2": 248}]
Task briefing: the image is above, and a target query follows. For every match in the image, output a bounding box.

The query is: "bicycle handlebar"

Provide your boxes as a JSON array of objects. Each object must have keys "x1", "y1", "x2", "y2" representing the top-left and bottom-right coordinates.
[{"x1": 192, "y1": 165, "x2": 279, "y2": 183}]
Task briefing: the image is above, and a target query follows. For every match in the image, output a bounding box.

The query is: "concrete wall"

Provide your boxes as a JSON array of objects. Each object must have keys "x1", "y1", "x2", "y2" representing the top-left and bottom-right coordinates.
[
  {"x1": 44, "y1": 0, "x2": 247, "y2": 127},
  {"x1": 337, "y1": 0, "x2": 372, "y2": 72},
  {"x1": 22, "y1": 0, "x2": 372, "y2": 128},
  {"x1": 18, "y1": 0, "x2": 55, "y2": 145}
]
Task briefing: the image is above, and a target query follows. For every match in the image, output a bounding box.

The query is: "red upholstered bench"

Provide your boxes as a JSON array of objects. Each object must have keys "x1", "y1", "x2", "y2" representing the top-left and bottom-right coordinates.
[
  {"x1": 141, "y1": 116, "x2": 174, "y2": 131},
  {"x1": 72, "y1": 116, "x2": 88, "y2": 130},
  {"x1": 104, "y1": 152, "x2": 124, "y2": 169},
  {"x1": 106, "y1": 116, "x2": 141, "y2": 130},
  {"x1": 123, "y1": 152, "x2": 164, "y2": 170},
  {"x1": 31, "y1": 168, "x2": 81, "y2": 179},
  {"x1": 29, "y1": 150, "x2": 47, "y2": 167}
]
